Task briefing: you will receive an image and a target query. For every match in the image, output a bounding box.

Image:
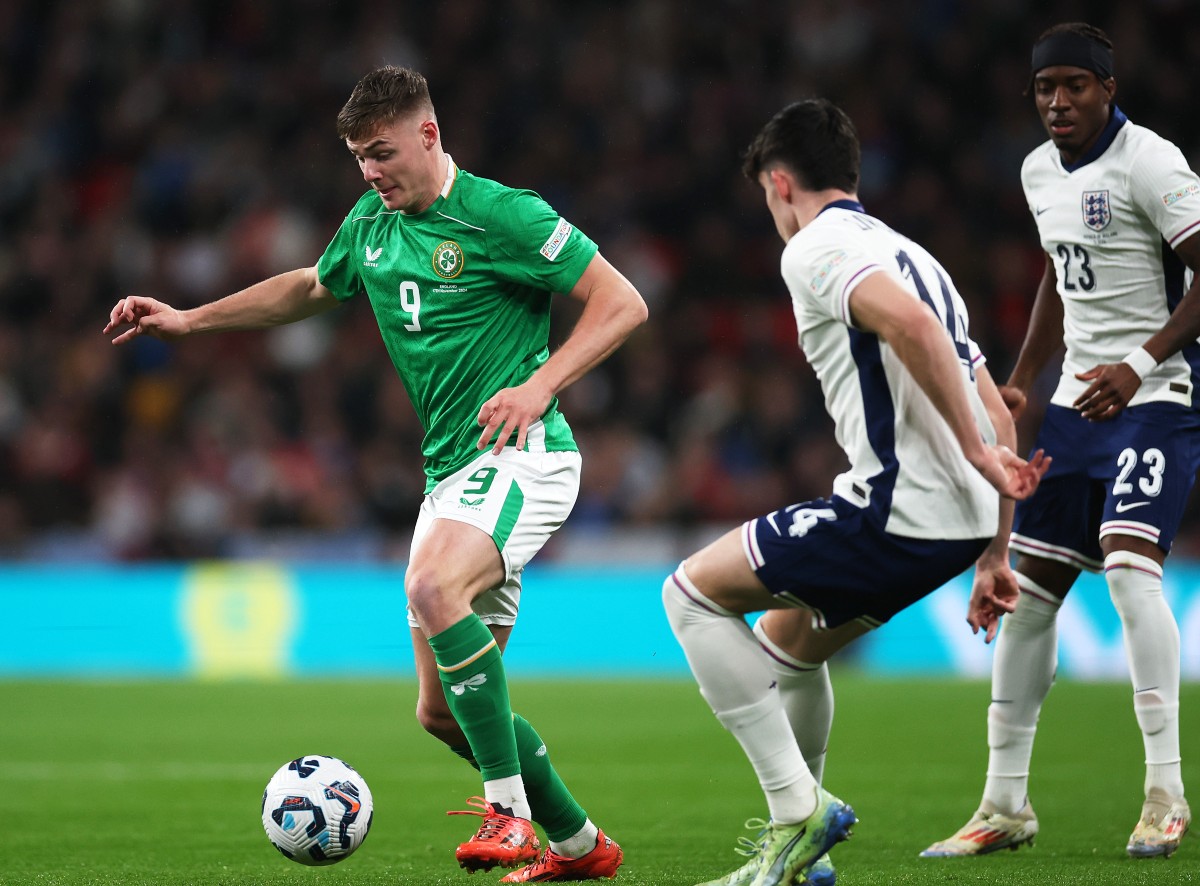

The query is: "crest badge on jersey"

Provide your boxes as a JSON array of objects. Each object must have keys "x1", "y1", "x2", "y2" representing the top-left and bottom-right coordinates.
[
  {"x1": 1081, "y1": 190, "x2": 1111, "y2": 231},
  {"x1": 432, "y1": 241, "x2": 464, "y2": 279}
]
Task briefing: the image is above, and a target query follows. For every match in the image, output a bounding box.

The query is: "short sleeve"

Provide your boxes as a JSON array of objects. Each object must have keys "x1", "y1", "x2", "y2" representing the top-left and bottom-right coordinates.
[
  {"x1": 1128, "y1": 137, "x2": 1200, "y2": 249},
  {"x1": 783, "y1": 229, "x2": 885, "y2": 328},
  {"x1": 316, "y1": 212, "x2": 365, "y2": 302},
  {"x1": 482, "y1": 188, "x2": 599, "y2": 294}
]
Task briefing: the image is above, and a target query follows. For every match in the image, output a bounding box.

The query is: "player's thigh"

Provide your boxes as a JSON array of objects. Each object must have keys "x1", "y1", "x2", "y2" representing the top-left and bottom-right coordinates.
[
  {"x1": 407, "y1": 518, "x2": 507, "y2": 632},
  {"x1": 406, "y1": 449, "x2": 580, "y2": 630},
  {"x1": 1100, "y1": 533, "x2": 1166, "y2": 565},
  {"x1": 1011, "y1": 553, "x2": 1080, "y2": 600},
  {"x1": 683, "y1": 526, "x2": 778, "y2": 613},
  {"x1": 758, "y1": 609, "x2": 870, "y2": 663},
  {"x1": 411, "y1": 517, "x2": 506, "y2": 589}
]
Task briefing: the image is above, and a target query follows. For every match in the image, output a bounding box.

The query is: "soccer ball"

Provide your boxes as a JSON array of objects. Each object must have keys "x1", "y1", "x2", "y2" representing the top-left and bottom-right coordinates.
[{"x1": 261, "y1": 755, "x2": 374, "y2": 865}]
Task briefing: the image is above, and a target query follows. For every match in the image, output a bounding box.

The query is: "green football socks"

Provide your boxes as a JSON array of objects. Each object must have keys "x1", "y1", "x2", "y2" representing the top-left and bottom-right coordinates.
[
  {"x1": 511, "y1": 713, "x2": 588, "y2": 841},
  {"x1": 429, "y1": 615, "x2": 519, "y2": 781},
  {"x1": 451, "y1": 714, "x2": 587, "y2": 842}
]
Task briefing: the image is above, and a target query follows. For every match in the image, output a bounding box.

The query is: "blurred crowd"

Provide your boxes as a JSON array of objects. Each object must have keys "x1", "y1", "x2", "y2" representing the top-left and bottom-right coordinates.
[{"x1": 2, "y1": 0, "x2": 1199, "y2": 561}]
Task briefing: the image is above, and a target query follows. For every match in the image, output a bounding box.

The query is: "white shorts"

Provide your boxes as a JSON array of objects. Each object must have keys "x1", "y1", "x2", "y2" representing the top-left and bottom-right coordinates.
[{"x1": 405, "y1": 447, "x2": 582, "y2": 627}]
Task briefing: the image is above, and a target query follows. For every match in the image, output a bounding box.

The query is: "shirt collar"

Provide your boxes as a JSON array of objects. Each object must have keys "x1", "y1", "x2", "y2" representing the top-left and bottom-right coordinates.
[
  {"x1": 440, "y1": 154, "x2": 458, "y2": 198},
  {"x1": 818, "y1": 198, "x2": 866, "y2": 215},
  {"x1": 1061, "y1": 106, "x2": 1128, "y2": 172}
]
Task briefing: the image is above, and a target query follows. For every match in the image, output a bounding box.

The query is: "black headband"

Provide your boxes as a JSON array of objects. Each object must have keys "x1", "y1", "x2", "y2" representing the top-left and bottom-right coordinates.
[{"x1": 1031, "y1": 32, "x2": 1114, "y2": 81}]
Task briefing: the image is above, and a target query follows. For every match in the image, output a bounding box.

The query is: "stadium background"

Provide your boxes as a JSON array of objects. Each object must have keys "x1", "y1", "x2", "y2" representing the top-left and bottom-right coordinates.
[{"x1": 2, "y1": 0, "x2": 1199, "y2": 680}]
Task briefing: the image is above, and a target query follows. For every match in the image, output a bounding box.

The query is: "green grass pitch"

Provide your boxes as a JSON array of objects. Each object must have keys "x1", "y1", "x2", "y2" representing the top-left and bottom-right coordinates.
[{"x1": 3, "y1": 676, "x2": 1197, "y2": 885}]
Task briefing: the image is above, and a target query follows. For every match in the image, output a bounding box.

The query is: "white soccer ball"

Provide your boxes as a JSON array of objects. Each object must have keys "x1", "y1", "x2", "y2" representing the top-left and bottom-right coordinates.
[{"x1": 261, "y1": 755, "x2": 374, "y2": 865}]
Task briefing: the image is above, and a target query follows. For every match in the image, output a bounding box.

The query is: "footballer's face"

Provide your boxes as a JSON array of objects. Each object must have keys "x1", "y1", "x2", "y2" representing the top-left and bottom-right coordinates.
[
  {"x1": 1032, "y1": 66, "x2": 1116, "y2": 165},
  {"x1": 346, "y1": 113, "x2": 442, "y2": 213}
]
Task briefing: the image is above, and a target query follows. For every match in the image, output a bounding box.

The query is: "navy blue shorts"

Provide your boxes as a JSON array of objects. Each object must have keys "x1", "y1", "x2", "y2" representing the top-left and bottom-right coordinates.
[
  {"x1": 1011, "y1": 403, "x2": 1200, "y2": 572},
  {"x1": 743, "y1": 496, "x2": 990, "y2": 630}
]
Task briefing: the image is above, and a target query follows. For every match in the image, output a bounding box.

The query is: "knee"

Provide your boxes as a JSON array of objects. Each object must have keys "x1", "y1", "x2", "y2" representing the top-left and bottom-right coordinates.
[
  {"x1": 663, "y1": 564, "x2": 734, "y2": 632},
  {"x1": 404, "y1": 563, "x2": 447, "y2": 623},
  {"x1": 661, "y1": 571, "x2": 683, "y2": 620},
  {"x1": 1005, "y1": 573, "x2": 1063, "y2": 631},
  {"x1": 662, "y1": 567, "x2": 699, "y2": 629},
  {"x1": 1103, "y1": 550, "x2": 1165, "y2": 618}
]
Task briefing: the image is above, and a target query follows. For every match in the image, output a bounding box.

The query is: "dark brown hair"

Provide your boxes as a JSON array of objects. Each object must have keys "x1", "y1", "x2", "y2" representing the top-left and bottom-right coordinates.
[
  {"x1": 742, "y1": 98, "x2": 860, "y2": 193},
  {"x1": 336, "y1": 66, "x2": 435, "y2": 141}
]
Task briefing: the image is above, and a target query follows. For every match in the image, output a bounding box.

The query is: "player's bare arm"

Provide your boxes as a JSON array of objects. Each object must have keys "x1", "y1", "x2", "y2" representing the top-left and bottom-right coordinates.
[
  {"x1": 1074, "y1": 231, "x2": 1200, "y2": 421},
  {"x1": 848, "y1": 272, "x2": 1049, "y2": 501},
  {"x1": 1000, "y1": 254, "x2": 1064, "y2": 420},
  {"x1": 968, "y1": 365, "x2": 1021, "y2": 643},
  {"x1": 475, "y1": 253, "x2": 648, "y2": 453},
  {"x1": 104, "y1": 267, "x2": 339, "y2": 345}
]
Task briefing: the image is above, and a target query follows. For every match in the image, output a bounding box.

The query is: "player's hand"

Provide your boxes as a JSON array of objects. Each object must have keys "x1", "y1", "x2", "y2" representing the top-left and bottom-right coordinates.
[
  {"x1": 104, "y1": 296, "x2": 188, "y2": 345},
  {"x1": 966, "y1": 556, "x2": 1019, "y2": 643},
  {"x1": 997, "y1": 384, "x2": 1027, "y2": 421},
  {"x1": 1073, "y1": 362, "x2": 1141, "y2": 421},
  {"x1": 476, "y1": 378, "x2": 554, "y2": 454},
  {"x1": 972, "y1": 445, "x2": 1050, "y2": 501}
]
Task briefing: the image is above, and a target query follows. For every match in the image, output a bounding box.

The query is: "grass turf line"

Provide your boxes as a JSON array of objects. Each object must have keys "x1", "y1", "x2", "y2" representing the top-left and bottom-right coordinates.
[{"x1": 1, "y1": 677, "x2": 1197, "y2": 885}]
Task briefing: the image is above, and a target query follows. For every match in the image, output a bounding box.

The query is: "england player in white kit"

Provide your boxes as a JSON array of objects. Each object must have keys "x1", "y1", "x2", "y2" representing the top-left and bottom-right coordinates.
[
  {"x1": 661, "y1": 99, "x2": 1047, "y2": 886},
  {"x1": 923, "y1": 22, "x2": 1200, "y2": 862}
]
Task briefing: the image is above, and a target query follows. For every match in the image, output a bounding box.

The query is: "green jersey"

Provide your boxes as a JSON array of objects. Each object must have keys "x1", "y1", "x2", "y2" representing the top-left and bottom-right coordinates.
[{"x1": 316, "y1": 160, "x2": 597, "y2": 492}]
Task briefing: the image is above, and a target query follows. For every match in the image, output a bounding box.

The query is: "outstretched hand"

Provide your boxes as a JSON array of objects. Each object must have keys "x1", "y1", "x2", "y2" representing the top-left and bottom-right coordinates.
[
  {"x1": 973, "y1": 445, "x2": 1050, "y2": 501},
  {"x1": 104, "y1": 296, "x2": 188, "y2": 345}
]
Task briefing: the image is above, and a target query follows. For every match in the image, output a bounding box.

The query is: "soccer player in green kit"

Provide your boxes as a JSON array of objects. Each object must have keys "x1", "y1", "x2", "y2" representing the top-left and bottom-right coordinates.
[{"x1": 105, "y1": 65, "x2": 647, "y2": 882}]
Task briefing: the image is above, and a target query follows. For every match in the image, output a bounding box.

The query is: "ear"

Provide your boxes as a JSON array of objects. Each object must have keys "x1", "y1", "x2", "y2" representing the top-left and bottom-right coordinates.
[
  {"x1": 768, "y1": 168, "x2": 793, "y2": 203},
  {"x1": 1102, "y1": 76, "x2": 1117, "y2": 103},
  {"x1": 421, "y1": 119, "x2": 439, "y2": 148}
]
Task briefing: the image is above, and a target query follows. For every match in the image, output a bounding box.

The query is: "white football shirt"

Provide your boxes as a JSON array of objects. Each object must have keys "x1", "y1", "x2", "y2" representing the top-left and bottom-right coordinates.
[
  {"x1": 780, "y1": 201, "x2": 998, "y2": 540},
  {"x1": 1021, "y1": 109, "x2": 1200, "y2": 408}
]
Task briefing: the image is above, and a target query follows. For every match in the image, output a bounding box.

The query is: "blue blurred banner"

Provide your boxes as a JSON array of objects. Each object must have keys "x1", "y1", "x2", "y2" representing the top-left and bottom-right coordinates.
[{"x1": 2, "y1": 562, "x2": 1198, "y2": 679}]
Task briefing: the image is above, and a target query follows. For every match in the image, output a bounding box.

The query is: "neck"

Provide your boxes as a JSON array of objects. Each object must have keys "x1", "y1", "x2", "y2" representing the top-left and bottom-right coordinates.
[
  {"x1": 794, "y1": 188, "x2": 858, "y2": 230},
  {"x1": 403, "y1": 148, "x2": 450, "y2": 215}
]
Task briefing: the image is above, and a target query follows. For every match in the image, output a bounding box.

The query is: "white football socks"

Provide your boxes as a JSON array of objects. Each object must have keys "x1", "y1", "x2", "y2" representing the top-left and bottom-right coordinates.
[
  {"x1": 550, "y1": 819, "x2": 599, "y2": 859},
  {"x1": 663, "y1": 566, "x2": 818, "y2": 823},
  {"x1": 753, "y1": 617, "x2": 833, "y2": 785},
  {"x1": 484, "y1": 774, "x2": 532, "y2": 820},
  {"x1": 982, "y1": 574, "x2": 1061, "y2": 814},
  {"x1": 1105, "y1": 550, "x2": 1185, "y2": 800}
]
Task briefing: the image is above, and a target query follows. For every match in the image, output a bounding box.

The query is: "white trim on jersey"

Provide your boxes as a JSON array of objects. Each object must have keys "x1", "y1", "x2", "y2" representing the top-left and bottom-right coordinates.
[
  {"x1": 440, "y1": 154, "x2": 458, "y2": 198},
  {"x1": 435, "y1": 211, "x2": 485, "y2": 231},
  {"x1": 839, "y1": 263, "x2": 882, "y2": 325},
  {"x1": 351, "y1": 208, "x2": 399, "y2": 223},
  {"x1": 1169, "y1": 219, "x2": 1200, "y2": 249}
]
